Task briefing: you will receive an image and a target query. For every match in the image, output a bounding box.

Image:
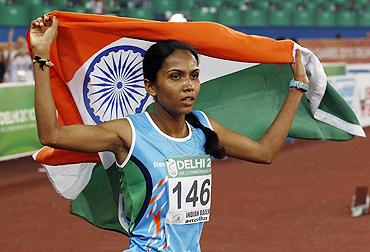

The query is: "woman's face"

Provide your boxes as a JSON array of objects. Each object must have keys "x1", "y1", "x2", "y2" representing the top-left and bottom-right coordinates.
[{"x1": 150, "y1": 49, "x2": 200, "y2": 116}]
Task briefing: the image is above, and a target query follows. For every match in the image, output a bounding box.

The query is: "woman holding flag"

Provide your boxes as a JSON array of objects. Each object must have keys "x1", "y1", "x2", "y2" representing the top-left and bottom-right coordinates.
[{"x1": 30, "y1": 14, "x2": 309, "y2": 251}]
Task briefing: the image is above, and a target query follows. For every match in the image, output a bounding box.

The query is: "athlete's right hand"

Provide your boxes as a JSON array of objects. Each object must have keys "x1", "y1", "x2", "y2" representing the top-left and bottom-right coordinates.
[{"x1": 30, "y1": 14, "x2": 58, "y2": 54}]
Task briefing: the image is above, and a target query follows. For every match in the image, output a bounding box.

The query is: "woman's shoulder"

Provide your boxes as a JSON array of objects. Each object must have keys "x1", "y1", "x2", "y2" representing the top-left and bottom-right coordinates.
[
  {"x1": 124, "y1": 112, "x2": 152, "y2": 129},
  {"x1": 126, "y1": 112, "x2": 147, "y2": 120},
  {"x1": 192, "y1": 110, "x2": 213, "y2": 130}
]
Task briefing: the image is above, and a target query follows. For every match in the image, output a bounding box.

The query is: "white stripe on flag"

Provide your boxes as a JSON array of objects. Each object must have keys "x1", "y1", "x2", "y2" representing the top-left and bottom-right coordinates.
[
  {"x1": 67, "y1": 37, "x2": 257, "y2": 126},
  {"x1": 314, "y1": 109, "x2": 366, "y2": 137},
  {"x1": 43, "y1": 162, "x2": 96, "y2": 200}
]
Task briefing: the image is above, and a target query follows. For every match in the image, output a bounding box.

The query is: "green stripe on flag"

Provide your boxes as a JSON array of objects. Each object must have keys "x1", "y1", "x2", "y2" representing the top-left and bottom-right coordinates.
[
  {"x1": 71, "y1": 163, "x2": 128, "y2": 235},
  {"x1": 195, "y1": 64, "x2": 355, "y2": 140},
  {"x1": 318, "y1": 84, "x2": 359, "y2": 124},
  {"x1": 70, "y1": 159, "x2": 149, "y2": 236}
]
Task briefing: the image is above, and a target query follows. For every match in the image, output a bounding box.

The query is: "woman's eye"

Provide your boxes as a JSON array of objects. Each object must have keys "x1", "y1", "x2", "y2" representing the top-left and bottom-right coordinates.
[
  {"x1": 170, "y1": 74, "x2": 180, "y2": 80},
  {"x1": 191, "y1": 73, "x2": 199, "y2": 80}
]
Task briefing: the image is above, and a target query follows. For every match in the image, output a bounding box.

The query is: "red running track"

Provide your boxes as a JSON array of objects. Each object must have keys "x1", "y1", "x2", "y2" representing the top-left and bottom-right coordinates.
[{"x1": 0, "y1": 128, "x2": 369, "y2": 252}]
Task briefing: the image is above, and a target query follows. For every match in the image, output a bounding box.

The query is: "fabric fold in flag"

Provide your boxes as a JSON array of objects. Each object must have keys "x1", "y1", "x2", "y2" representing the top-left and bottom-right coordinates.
[{"x1": 29, "y1": 11, "x2": 365, "y2": 235}]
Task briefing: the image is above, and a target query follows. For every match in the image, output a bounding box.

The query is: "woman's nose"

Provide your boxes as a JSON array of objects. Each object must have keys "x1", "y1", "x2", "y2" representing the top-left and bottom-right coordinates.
[{"x1": 184, "y1": 78, "x2": 195, "y2": 91}]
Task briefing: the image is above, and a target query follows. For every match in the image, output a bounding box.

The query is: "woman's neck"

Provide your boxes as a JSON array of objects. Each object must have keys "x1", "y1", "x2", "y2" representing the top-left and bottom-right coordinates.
[{"x1": 149, "y1": 107, "x2": 188, "y2": 138}]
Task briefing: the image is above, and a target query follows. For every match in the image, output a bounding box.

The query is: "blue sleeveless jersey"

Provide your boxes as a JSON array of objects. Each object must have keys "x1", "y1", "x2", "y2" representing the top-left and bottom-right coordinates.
[{"x1": 119, "y1": 110, "x2": 213, "y2": 252}]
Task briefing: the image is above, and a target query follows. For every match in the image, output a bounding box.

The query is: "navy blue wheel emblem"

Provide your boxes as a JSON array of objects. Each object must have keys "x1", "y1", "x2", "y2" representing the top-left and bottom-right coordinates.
[{"x1": 83, "y1": 45, "x2": 150, "y2": 124}]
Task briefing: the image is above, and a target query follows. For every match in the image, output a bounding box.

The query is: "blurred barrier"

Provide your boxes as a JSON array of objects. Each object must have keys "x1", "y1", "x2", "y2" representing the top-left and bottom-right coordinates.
[
  {"x1": 0, "y1": 82, "x2": 41, "y2": 161},
  {"x1": 328, "y1": 63, "x2": 370, "y2": 127},
  {"x1": 323, "y1": 63, "x2": 346, "y2": 76},
  {"x1": 346, "y1": 64, "x2": 370, "y2": 127},
  {"x1": 328, "y1": 75, "x2": 358, "y2": 113},
  {"x1": 299, "y1": 38, "x2": 370, "y2": 63},
  {"x1": 301, "y1": 38, "x2": 370, "y2": 128}
]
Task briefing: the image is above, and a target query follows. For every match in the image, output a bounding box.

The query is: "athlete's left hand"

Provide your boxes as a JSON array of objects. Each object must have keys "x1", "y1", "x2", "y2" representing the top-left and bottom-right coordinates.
[{"x1": 290, "y1": 49, "x2": 309, "y2": 84}]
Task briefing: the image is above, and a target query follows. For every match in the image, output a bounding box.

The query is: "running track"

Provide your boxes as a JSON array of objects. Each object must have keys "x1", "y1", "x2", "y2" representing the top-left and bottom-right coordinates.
[{"x1": 0, "y1": 128, "x2": 369, "y2": 252}]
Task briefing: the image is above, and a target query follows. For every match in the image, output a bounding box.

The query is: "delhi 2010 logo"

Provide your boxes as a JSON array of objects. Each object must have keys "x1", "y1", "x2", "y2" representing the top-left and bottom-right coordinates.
[{"x1": 83, "y1": 45, "x2": 150, "y2": 124}]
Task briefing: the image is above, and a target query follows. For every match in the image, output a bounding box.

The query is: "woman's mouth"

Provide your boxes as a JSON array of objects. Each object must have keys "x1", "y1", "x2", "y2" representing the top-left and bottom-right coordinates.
[{"x1": 181, "y1": 96, "x2": 195, "y2": 105}]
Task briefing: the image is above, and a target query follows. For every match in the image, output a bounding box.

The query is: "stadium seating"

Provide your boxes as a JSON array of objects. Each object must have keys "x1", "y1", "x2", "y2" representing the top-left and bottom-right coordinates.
[
  {"x1": 62, "y1": 5, "x2": 87, "y2": 13},
  {"x1": 192, "y1": 8, "x2": 216, "y2": 22},
  {"x1": 43, "y1": 1, "x2": 67, "y2": 9},
  {"x1": 18, "y1": 0, "x2": 43, "y2": 7},
  {"x1": 253, "y1": 0, "x2": 270, "y2": 10},
  {"x1": 334, "y1": 0, "x2": 348, "y2": 5},
  {"x1": 283, "y1": 2, "x2": 296, "y2": 11},
  {"x1": 216, "y1": 8, "x2": 242, "y2": 26},
  {"x1": 292, "y1": 10, "x2": 314, "y2": 27},
  {"x1": 269, "y1": 9, "x2": 291, "y2": 26},
  {"x1": 0, "y1": 5, "x2": 29, "y2": 26},
  {"x1": 31, "y1": 6, "x2": 59, "y2": 20},
  {"x1": 127, "y1": 8, "x2": 154, "y2": 20},
  {"x1": 336, "y1": 11, "x2": 357, "y2": 27},
  {"x1": 117, "y1": 0, "x2": 130, "y2": 6},
  {"x1": 359, "y1": 11, "x2": 370, "y2": 26},
  {"x1": 179, "y1": 0, "x2": 195, "y2": 12},
  {"x1": 52, "y1": 0, "x2": 68, "y2": 5},
  {"x1": 0, "y1": 0, "x2": 369, "y2": 28},
  {"x1": 118, "y1": 8, "x2": 128, "y2": 17},
  {"x1": 207, "y1": 0, "x2": 223, "y2": 8},
  {"x1": 305, "y1": 2, "x2": 318, "y2": 11},
  {"x1": 243, "y1": 9, "x2": 268, "y2": 26},
  {"x1": 105, "y1": 5, "x2": 121, "y2": 15},
  {"x1": 153, "y1": 0, "x2": 177, "y2": 15},
  {"x1": 315, "y1": 11, "x2": 336, "y2": 26}
]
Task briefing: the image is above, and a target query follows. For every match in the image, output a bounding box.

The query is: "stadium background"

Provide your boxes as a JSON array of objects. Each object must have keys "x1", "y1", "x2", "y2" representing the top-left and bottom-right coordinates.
[{"x1": 0, "y1": 0, "x2": 370, "y2": 251}]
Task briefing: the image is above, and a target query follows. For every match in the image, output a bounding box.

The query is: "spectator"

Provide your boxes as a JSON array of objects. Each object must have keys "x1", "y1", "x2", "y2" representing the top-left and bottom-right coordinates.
[
  {"x1": 0, "y1": 49, "x2": 5, "y2": 83},
  {"x1": 4, "y1": 34, "x2": 34, "y2": 83},
  {"x1": 85, "y1": 0, "x2": 104, "y2": 14},
  {"x1": 67, "y1": 0, "x2": 82, "y2": 7}
]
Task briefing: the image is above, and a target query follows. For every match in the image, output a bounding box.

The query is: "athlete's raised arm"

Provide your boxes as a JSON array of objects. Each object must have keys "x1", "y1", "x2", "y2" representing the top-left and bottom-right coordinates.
[
  {"x1": 210, "y1": 49, "x2": 309, "y2": 164},
  {"x1": 30, "y1": 15, "x2": 131, "y2": 163}
]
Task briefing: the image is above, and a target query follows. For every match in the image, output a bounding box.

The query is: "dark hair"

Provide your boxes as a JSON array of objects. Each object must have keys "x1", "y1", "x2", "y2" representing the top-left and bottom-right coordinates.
[
  {"x1": 185, "y1": 113, "x2": 226, "y2": 159},
  {"x1": 143, "y1": 40, "x2": 199, "y2": 83},
  {"x1": 143, "y1": 40, "x2": 225, "y2": 159}
]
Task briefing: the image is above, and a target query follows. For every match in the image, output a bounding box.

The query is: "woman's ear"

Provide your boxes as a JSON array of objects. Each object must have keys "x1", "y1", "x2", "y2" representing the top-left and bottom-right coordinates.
[{"x1": 144, "y1": 79, "x2": 157, "y2": 97}]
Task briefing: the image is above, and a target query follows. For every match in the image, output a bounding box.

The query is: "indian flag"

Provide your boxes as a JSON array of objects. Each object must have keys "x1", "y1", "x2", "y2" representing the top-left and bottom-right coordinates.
[{"x1": 30, "y1": 11, "x2": 365, "y2": 235}]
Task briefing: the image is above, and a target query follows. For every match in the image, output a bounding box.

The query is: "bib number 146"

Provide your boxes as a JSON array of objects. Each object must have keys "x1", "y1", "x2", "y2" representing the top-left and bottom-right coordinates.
[
  {"x1": 166, "y1": 175, "x2": 212, "y2": 225},
  {"x1": 172, "y1": 179, "x2": 210, "y2": 209}
]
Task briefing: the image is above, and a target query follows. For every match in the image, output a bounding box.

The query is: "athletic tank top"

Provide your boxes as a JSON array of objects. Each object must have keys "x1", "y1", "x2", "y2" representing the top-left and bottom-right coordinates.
[{"x1": 119, "y1": 110, "x2": 213, "y2": 252}]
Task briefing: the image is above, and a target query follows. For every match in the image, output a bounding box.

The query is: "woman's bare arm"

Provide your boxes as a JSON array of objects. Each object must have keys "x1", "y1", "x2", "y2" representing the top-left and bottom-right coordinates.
[
  {"x1": 211, "y1": 49, "x2": 309, "y2": 164},
  {"x1": 31, "y1": 15, "x2": 131, "y2": 161}
]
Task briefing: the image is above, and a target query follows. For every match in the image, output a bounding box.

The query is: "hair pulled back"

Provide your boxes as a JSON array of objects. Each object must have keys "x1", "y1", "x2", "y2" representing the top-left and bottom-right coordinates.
[
  {"x1": 143, "y1": 40, "x2": 225, "y2": 159},
  {"x1": 143, "y1": 40, "x2": 199, "y2": 82}
]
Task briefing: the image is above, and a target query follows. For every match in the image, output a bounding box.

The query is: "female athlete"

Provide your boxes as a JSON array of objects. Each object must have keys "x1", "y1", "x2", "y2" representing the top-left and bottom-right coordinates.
[{"x1": 30, "y1": 14, "x2": 309, "y2": 251}]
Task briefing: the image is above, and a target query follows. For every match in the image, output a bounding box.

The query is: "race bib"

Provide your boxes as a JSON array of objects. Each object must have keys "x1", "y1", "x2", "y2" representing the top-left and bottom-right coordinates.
[{"x1": 165, "y1": 155, "x2": 212, "y2": 225}]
